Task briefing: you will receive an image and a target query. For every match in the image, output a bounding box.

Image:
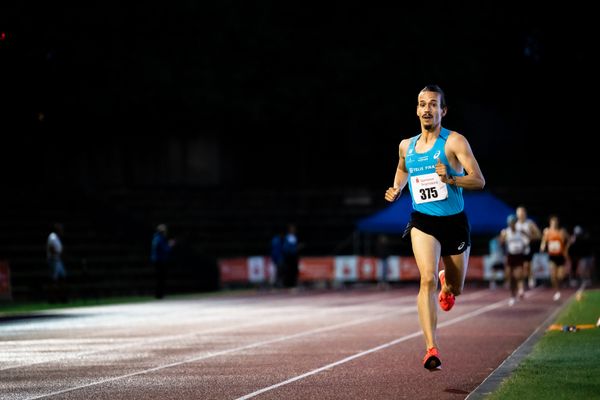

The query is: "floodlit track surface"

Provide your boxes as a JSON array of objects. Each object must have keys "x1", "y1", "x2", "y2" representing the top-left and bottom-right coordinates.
[{"x1": 0, "y1": 285, "x2": 573, "y2": 400}]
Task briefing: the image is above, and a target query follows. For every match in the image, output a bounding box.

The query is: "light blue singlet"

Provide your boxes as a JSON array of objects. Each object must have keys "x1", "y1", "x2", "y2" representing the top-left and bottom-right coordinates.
[{"x1": 405, "y1": 128, "x2": 464, "y2": 216}]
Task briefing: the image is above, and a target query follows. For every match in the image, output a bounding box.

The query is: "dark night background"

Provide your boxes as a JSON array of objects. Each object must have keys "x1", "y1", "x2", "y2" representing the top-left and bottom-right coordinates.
[
  {"x1": 0, "y1": 2, "x2": 597, "y2": 298},
  {"x1": 1, "y1": 2, "x2": 595, "y2": 187}
]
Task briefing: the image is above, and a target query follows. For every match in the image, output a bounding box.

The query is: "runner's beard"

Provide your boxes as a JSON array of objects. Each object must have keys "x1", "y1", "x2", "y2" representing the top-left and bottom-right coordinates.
[{"x1": 422, "y1": 121, "x2": 435, "y2": 131}]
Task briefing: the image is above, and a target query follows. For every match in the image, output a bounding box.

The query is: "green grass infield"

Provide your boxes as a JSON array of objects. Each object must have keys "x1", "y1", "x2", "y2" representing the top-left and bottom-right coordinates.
[{"x1": 487, "y1": 288, "x2": 600, "y2": 399}]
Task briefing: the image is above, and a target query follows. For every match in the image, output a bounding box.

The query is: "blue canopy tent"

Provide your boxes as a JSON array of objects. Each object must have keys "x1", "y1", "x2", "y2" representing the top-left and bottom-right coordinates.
[{"x1": 356, "y1": 191, "x2": 514, "y2": 235}]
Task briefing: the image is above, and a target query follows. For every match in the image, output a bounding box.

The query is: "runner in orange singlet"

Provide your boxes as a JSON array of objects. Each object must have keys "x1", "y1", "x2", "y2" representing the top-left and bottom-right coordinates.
[{"x1": 539, "y1": 215, "x2": 569, "y2": 301}]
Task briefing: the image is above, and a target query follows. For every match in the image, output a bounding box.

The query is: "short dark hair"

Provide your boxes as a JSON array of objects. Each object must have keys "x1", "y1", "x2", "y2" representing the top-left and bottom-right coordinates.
[{"x1": 420, "y1": 84, "x2": 446, "y2": 108}]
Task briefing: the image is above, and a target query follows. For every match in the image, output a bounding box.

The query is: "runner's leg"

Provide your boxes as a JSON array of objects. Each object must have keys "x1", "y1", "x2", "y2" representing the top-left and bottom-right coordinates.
[{"x1": 411, "y1": 227, "x2": 442, "y2": 350}]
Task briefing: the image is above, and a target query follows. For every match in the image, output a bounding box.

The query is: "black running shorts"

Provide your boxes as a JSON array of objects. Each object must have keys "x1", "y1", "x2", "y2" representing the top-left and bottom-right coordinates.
[
  {"x1": 507, "y1": 254, "x2": 525, "y2": 268},
  {"x1": 549, "y1": 254, "x2": 566, "y2": 267},
  {"x1": 402, "y1": 211, "x2": 471, "y2": 256}
]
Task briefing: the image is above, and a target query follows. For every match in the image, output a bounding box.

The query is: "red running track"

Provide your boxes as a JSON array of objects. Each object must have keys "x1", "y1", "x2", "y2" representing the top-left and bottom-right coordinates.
[{"x1": 0, "y1": 284, "x2": 574, "y2": 400}]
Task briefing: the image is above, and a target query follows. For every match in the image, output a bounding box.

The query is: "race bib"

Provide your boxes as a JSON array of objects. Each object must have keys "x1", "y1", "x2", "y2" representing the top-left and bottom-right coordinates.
[
  {"x1": 410, "y1": 173, "x2": 448, "y2": 204},
  {"x1": 507, "y1": 240, "x2": 525, "y2": 254},
  {"x1": 548, "y1": 240, "x2": 562, "y2": 254}
]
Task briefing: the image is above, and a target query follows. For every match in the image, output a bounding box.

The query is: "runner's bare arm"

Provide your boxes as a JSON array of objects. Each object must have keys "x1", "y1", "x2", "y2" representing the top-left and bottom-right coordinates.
[
  {"x1": 445, "y1": 132, "x2": 485, "y2": 189},
  {"x1": 498, "y1": 229, "x2": 506, "y2": 245},
  {"x1": 529, "y1": 222, "x2": 542, "y2": 240},
  {"x1": 539, "y1": 228, "x2": 548, "y2": 252},
  {"x1": 384, "y1": 140, "x2": 410, "y2": 202}
]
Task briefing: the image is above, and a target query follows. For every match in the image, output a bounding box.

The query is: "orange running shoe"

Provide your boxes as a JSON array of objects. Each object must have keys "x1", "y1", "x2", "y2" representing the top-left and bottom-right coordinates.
[
  {"x1": 438, "y1": 269, "x2": 455, "y2": 312},
  {"x1": 423, "y1": 347, "x2": 442, "y2": 371}
]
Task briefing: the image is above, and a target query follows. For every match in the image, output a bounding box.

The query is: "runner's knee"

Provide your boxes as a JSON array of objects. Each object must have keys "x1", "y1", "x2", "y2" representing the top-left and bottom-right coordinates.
[{"x1": 420, "y1": 273, "x2": 437, "y2": 291}]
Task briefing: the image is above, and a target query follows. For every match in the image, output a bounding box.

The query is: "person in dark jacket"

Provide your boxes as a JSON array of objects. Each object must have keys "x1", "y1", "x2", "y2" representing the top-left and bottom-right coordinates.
[{"x1": 150, "y1": 224, "x2": 175, "y2": 299}]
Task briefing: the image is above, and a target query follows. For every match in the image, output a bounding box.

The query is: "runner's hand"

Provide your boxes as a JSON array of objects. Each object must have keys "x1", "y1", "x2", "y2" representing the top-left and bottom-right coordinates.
[
  {"x1": 435, "y1": 158, "x2": 448, "y2": 181},
  {"x1": 384, "y1": 187, "x2": 401, "y2": 202}
]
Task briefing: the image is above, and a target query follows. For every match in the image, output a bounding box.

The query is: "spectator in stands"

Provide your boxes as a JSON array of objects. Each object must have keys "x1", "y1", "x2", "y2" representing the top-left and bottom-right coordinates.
[
  {"x1": 47, "y1": 222, "x2": 68, "y2": 303},
  {"x1": 270, "y1": 228, "x2": 285, "y2": 288},
  {"x1": 568, "y1": 225, "x2": 595, "y2": 291},
  {"x1": 150, "y1": 223, "x2": 176, "y2": 299},
  {"x1": 540, "y1": 215, "x2": 569, "y2": 301},
  {"x1": 282, "y1": 223, "x2": 300, "y2": 289}
]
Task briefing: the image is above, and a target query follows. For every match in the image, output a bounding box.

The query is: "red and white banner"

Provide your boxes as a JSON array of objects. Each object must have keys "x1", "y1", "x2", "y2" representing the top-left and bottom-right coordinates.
[
  {"x1": 299, "y1": 257, "x2": 334, "y2": 282},
  {"x1": 334, "y1": 256, "x2": 359, "y2": 281},
  {"x1": 219, "y1": 255, "x2": 485, "y2": 285},
  {"x1": 218, "y1": 257, "x2": 249, "y2": 283}
]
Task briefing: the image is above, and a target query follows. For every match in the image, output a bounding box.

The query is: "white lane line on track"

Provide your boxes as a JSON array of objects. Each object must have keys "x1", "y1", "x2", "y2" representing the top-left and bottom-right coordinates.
[
  {"x1": 0, "y1": 291, "x2": 426, "y2": 372},
  {"x1": 234, "y1": 296, "x2": 511, "y2": 400},
  {"x1": 2, "y1": 289, "x2": 490, "y2": 374},
  {"x1": 2, "y1": 288, "x2": 490, "y2": 372},
  {"x1": 11, "y1": 289, "x2": 493, "y2": 400},
  {"x1": 20, "y1": 304, "x2": 419, "y2": 400}
]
